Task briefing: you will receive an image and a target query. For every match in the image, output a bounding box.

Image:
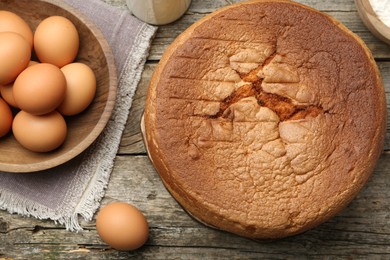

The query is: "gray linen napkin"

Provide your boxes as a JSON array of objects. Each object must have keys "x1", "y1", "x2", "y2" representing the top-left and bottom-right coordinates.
[{"x1": 0, "y1": 0, "x2": 156, "y2": 230}]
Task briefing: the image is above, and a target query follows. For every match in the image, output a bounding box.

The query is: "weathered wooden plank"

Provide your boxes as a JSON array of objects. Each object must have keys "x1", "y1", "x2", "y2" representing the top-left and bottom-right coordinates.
[
  {"x1": 101, "y1": 0, "x2": 390, "y2": 60},
  {"x1": 10, "y1": 244, "x2": 386, "y2": 260},
  {"x1": 148, "y1": 10, "x2": 390, "y2": 61},
  {"x1": 103, "y1": 0, "x2": 357, "y2": 13},
  {"x1": 118, "y1": 64, "x2": 153, "y2": 154},
  {"x1": 189, "y1": 0, "x2": 358, "y2": 13},
  {"x1": 1, "y1": 153, "x2": 390, "y2": 259},
  {"x1": 379, "y1": 62, "x2": 390, "y2": 150}
]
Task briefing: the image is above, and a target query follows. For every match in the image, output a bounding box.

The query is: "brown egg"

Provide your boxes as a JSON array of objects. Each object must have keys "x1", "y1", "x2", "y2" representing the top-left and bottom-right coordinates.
[
  {"x1": 0, "y1": 97, "x2": 13, "y2": 138},
  {"x1": 13, "y1": 63, "x2": 66, "y2": 115},
  {"x1": 12, "y1": 110, "x2": 67, "y2": 152},
  {"x1": 34, "y1": 16, "x2": 79, "y2": 67},
  {"x1": 0, "y1": 10, "x2": 33, "y2": 49},
  {"x1": 0, "y1": 32, "x2": 31, "y2": 85},
  {"x1": 58, "y1": 63, "x2": 97, "y2": 116},
  {"x1": 0, "y1": 83, "x2": 17, "y2": 108},
  {"x1": 0, "y1": 61, "x2": 39, "y2": 108},
  {"x1": 96, "y1": 202, "x2": 149, "y2": 251}
]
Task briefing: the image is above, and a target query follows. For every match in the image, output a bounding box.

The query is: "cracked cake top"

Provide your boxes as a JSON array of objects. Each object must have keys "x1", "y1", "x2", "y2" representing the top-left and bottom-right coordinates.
[{"x1": 144, "y1": 0, "x2": 386, "y2": 239}]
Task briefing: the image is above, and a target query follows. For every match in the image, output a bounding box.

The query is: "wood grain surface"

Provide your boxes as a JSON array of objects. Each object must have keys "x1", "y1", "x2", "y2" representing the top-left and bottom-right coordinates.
[{"x1": 1, "y1": 0, "x2": 390, "y2": 259}]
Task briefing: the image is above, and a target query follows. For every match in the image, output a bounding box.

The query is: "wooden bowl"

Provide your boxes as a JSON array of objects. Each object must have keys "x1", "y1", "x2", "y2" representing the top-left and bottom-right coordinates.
[
  {"x1": 355, "y1": 0, "x2": 390, "y2": 45},
  {"x1": 0, "y1": 0, "x2": 117, "y2": 173}
]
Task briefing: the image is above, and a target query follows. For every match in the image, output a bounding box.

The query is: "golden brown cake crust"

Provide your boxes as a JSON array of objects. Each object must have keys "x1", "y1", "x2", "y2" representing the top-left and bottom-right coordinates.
[{"x1": 144, "y1": 0, "x2": 386, "y2": 239}]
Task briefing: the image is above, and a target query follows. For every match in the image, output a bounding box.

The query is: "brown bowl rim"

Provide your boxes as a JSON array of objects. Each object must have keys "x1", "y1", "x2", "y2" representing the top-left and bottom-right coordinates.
[
  {"x1": 0, "y1": 0, "x2": 117, "y2": 173},
  {"x1": 355, "y1": 0, "x2": 390, "y2": 45}
]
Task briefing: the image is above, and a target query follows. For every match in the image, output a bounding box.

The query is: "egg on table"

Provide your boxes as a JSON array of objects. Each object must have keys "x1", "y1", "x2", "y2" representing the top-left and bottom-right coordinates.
[{"x1": 96, "y1": 202, "x2": 149, "y2": 251}]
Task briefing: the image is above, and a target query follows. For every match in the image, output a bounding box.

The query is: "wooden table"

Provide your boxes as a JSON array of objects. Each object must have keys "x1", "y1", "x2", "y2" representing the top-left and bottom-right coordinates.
[{"x1": 1, "y1": 0, "x2": 390, "y2": 259}]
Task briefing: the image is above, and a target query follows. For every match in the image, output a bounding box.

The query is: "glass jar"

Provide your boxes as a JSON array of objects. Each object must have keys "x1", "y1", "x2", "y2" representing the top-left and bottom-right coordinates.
[{"x1": 127, "y1": 0, "x2": 192, "y2": 25}]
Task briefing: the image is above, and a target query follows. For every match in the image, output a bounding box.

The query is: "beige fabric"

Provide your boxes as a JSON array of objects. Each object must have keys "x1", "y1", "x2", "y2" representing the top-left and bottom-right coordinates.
[{"x1": 0, "y1": 0, "x2": 156, "y2": 231}]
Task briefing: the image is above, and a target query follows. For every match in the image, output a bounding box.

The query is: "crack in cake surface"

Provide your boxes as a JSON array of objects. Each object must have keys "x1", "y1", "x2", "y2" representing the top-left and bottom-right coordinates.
[{"x1": 211, "y1": 52, "x2": 324, "y2": 121}]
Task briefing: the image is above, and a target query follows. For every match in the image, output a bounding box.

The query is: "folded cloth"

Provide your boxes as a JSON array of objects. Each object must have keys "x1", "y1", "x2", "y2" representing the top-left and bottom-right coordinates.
[{"x1": 0, "y1": 0, "x2": 156, "y2": 231}]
